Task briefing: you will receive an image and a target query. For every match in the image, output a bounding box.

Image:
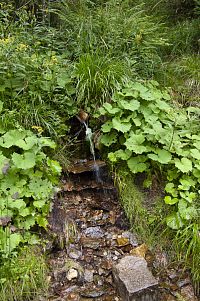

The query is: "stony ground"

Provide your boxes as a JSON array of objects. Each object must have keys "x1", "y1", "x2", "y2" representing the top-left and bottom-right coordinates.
[{"x1": 45, "y1": 160, "x2": 198, "y2": 301}]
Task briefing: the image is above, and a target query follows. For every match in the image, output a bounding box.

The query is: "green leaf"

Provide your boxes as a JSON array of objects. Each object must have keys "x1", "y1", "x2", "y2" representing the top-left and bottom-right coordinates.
[
  {"x1": 36, "y1": 216, "x2": 48, "y2": 228},
  {"x1": 178, "y1": 199, "x2": 197, "y2": 220},
  {"x1": 21, "y1": 216, "x2": 36, "y2": 230},
  {"x1": 124, "y1": 133, "x2": 146, "y2": 154},
  {"x1": 47, "y1": 159, "x2": 62, "y2": 175},
  {"x1": 156, "y1": 100, "x2": 171, "y2": 111},
  {"x1": 127, "y1": 156, "x2": 148, "y2": 173},
  {"x1": 8, "y1": 233, "x2": 22, "y2": 252},
  {"x1": 179, "y1": 191, "x2": 196, "y2": 203},
  {"x1": 101, "y1": 132, "x2": 117, "y2": 146},
  {"x1": 178, "y1": 177, "x2": 196, "y2": 190},
  {"x1": 166, "y1": 212, "x2": 184, "y2": 229},
  {"x1": 12, "y1": 152, "x2": 36, "y2": 169},
  {"x1": 39, "y1": 137, "x2": 56, "y2": 149},
  {"x1": 57, "y1": 72, "x2": 71, "y2": 88},
  {"x1": 165, "y1": 182, "x2": 178, "y2": 197},
  {"x1": 8, "y1": 199, "x2": 26, "y2": 210},
  {"x1": 118, "y1": 99, "x2": 140, "y2": 111},
  {"x1": 148, "y1": 149, "x2": 172, "y2": 164},
  {"x1": 15, "y1": 135, "x2": 37, "y2": 150},
  {"x1": 0, "y1": 130, "x2": 26, "y2": 148},
  {"x1": 174, "y1": 158, "x2": 192, "y2": 173},
  {"x1": 164, "y1": 196, "x2": 178, "y2": 205},
  {"x1": 101, "y1": 121, "x2": 113, "y2": 133},
  {"x1": 190, "y1": 148, "x2": 200, "y2": 160},
  {"x1": 103, "y1": 103, "x2": 121, "y2": 115},
  {"x1": 131, "y1": 82, "x2": 148, "y2": 94},
  {"x1": 33, "y1": 200, "x2": 46, "y2": 209},
  {"x1": 108, "y1": 149, "x2": 132, "y2": 162},
  {"x1": 112, "y1": 117, "x2": 132, "y2": 133}
]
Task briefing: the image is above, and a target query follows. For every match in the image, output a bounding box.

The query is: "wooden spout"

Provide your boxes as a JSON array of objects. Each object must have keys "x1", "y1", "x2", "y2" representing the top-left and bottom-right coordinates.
[{"x1": 77, "y1": 110, "x2": 89, "y2": 123}]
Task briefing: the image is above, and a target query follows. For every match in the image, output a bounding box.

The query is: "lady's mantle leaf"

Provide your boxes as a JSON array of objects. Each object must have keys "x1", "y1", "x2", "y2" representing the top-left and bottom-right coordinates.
[
  {"x1": 12, "y1": 152, "x2": 36, "y2": 169},
  {"x1": 103, "y1": 103, "x2": 121, "y2": 115},
  {"x1": 112, "y1": 117, "x2": 131, "y2": 133},
  {"x1": 125, "y1": 134, "x2": 146, "y2": 154},
  {"x1": 166, "y1": 212, "x2": 184, "y2": 229},
  {"x1": 190, "y1": 148, "x2": 200, "y2": 160},
  {"x1": 118, "y1": 99, "x2": 140, "y2": 111},
  {"x1": 148, "y1": 149, "x2": 172, "y2": 164},
  {"x1": 164, "y1": 196, "x2": 178, "y2": 205},
  {"x1": 108, "y1": 149, "x2": 132, "y2": 162},
  {"x1": 101, "y1": 132, "x2": 117, "y2": 146},
  {"x1": 174, "y1": 158, "x2": 192, "y2": 173},
  {"x1": 101, "y1": 121, "x2": 113, "y2": 133},
  {"x1": 127, "y1": 156, "x2": 148, "y2": 173},
  {"x1": 178, "y1": 199, "x2": 197, "y2": 220}
]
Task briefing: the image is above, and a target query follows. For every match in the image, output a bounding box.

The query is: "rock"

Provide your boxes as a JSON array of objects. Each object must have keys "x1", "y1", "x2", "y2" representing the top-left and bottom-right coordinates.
[
  {"x1": 80, "y1": 288, "x2": 105, "y2": 298},
  {"x1": 122, "y1": 231, "x2": 138, "y2": 247},
  {"x1": 65, "y1": 259, "x2": 84, "y2": 279},
  {"x1": 68, "y1": 250, "x2": 82, "y2": 260},
  {"x1": 84, "y1": 269, "x2": 94, "y2": 283},
  {"x1": 84, "y1": 226, "x2": 105, "y2": 238},
  {"x1": 177, "y1": 277, "x2": 191, "y2": 288},
  {"x1": 116, "y1": 237, "x2": 130, "y2": 247},
  {"x1": 67, "y1": 268, "x2": 78, "y2": 281},
  {"x1": 67, "y1": 160, "x2": 106, "y2": 174},
  {"x1": 130, "y1": 244, "x2": 148, "y2": 258},
  {"x1": 180, "y1": 285, "x2": 198, "y2": 301},
  {"x1": 66, "y1": 293, "x2": 80, "y2": 300},
  {"x1": 80, "y1": 236, "x2": 105, "y2": 249},
  {"x1": 112, "y1": 255, "x2": 159, "y2": 301}
]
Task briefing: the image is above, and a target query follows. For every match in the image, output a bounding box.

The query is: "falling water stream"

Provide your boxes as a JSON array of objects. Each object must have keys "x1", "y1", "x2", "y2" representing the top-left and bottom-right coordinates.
[{"x1": 83, "y1": 121, "x2": 102, "y2": 183}]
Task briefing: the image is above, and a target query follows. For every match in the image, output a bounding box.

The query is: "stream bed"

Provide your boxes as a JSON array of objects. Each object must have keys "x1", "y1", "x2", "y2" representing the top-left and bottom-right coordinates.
[{"x1": 46, "y1": 160, "x2": 198, "y2": 301}]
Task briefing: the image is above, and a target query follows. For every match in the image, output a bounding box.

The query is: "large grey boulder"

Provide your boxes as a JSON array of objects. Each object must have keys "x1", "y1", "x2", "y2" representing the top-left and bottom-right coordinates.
[{"x1": 112, "y1": 255, "x2": 159, "y2": 301}]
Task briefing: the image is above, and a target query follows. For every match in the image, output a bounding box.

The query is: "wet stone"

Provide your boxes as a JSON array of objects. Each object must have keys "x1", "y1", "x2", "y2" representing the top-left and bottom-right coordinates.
[
  {"x1": 81, "y1": 287, "x2": 105, "y2": 298},
  {"x1": 84, "y1": 269, "x2": 94, "y2": 283},
  {"x1": 112, "y1": 256, "x2": 159, "y2": 301},
  {"x1": 84, "y1": 226, "x2": 105, "y2": 238},
  {"x1": 80, "y1": 236, "x2": 105, "y2": 249}
]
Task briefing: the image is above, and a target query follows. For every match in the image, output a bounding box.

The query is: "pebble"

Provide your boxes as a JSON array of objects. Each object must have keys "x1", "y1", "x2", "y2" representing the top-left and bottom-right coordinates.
[{"x1": 66, "y1": 269, "x2": 78, "y2": 281}]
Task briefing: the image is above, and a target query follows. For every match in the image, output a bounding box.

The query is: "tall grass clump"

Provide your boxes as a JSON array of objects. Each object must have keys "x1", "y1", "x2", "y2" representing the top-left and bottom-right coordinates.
[
  {"x1": 0, "y1": 247, "x2": 49, "y2": 301},
  {"x1": 75, "y1": 52, "x2": 130, "y2": 108},
  {"x1": 52, "y1": 0, "x2": 168, "y2": 77}
]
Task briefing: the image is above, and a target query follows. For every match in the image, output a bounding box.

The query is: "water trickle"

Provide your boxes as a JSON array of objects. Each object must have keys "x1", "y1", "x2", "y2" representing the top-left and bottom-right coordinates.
[{"x1": 83, "y1": 122, "x2": 102, "y2": 183}]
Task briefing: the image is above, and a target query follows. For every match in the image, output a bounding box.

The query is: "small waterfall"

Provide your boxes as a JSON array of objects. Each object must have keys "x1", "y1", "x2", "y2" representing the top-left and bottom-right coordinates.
[{"x1": 83, "y1": 122, "x2": 102, "y2": 183}]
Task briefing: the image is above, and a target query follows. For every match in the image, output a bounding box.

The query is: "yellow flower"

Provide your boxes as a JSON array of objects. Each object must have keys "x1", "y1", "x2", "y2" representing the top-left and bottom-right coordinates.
[
  {"x1": 31, "y1": 126, "x2": 44, "y2": 134},
  {"x1": 16, "y1": 43, "x2": 28, "y2": 51},
  {"x1": 51, "y1": 55, "x2": 58, "y2": 64},
  {"x1": 0, "y1": 37, "x2": 14, "y2": 45}
]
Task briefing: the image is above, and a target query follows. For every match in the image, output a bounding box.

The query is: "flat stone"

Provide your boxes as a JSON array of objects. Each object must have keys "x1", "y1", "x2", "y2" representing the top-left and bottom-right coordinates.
[
  {"x1": 84, "y1": 226, "x2": 105, "y2": 238},
  {"x1": 112, "y1": 255, "x2": 159, "y2": 301},
  {"x1": 67, "y1": 160, "x2": 106, "y2": 174},
  {"x1": 80, "y1": 236, "x2": 105, "y2": 249}
]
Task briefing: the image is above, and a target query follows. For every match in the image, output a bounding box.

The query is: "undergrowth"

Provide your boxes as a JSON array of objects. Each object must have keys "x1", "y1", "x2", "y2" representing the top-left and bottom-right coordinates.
[{"x1": 0, "y1": 246, "x2": 49, "y2": 301}]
